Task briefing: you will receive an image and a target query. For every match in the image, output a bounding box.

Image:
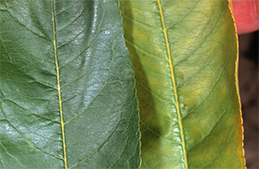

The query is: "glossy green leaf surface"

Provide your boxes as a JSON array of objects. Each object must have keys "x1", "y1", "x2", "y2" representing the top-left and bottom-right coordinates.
[
  {"x1": 120, "y1": 0, "x2": 245, "y2": 168},
  {"x1": 0, "y1": 0, "x2": 140, "y2": 168}
]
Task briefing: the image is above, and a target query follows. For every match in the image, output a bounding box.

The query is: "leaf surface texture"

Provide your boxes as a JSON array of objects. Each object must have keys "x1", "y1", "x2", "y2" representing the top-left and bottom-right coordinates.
[
  {"x1": 0, "y1": 0, "x2": 140, "y2": 168},
  {"x1": 120, "y1": 0, "x2": 245, "y2": 168}
]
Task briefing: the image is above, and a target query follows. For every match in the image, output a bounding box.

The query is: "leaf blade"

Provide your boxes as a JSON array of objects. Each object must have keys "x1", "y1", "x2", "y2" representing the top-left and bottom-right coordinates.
[
  {"x1": 120, "y1": 0, "x2": 245, "y2": 168},
  {"x1": 0, "y1": 0, "x2": 140, "y2": 168}
]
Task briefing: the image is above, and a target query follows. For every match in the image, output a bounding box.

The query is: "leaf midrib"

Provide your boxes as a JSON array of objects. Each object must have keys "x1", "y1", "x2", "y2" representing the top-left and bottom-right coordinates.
[
  {"x1": 51, "y1": 0, "x2": 67, "y2": 168},
  {"x1": 157, "y1": 0, "x2": 188, "y2": 168}
]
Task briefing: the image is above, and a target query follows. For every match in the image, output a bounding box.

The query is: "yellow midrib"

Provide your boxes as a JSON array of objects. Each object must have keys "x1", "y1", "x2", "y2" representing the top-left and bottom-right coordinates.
[
  {"x1": 51, "y1": 0, "x2": 67, "y2": 168},
  {"x1": 157, "y1": 0, "x2": 188, "y2": 168}
]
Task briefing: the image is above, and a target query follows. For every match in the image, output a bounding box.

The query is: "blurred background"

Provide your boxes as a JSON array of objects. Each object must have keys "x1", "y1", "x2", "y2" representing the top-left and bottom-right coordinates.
[{"x1": 238, "y1": 30, "x2": 258, "y2": 169}]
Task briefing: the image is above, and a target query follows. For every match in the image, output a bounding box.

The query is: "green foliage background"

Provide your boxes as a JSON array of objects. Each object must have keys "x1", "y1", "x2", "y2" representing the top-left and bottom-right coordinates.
[{"x1": 0, "y1": 0, "x2": 245, "y2": 168}]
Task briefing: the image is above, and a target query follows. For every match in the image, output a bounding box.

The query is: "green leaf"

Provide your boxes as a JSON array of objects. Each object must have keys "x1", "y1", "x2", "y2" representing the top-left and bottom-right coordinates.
[
  {"x1": 0, "y1": 0, "x2": 140, "y2": 168},
  {"x1": 120, "y1": 0, "x2": 245, "y2": 168}
]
